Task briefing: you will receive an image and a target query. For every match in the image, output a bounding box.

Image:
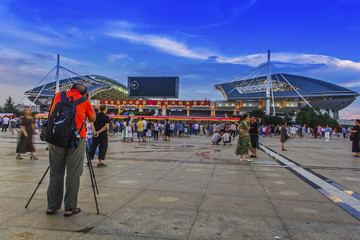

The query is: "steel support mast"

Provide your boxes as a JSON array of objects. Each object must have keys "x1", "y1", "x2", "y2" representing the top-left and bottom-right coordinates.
[
  {"x1": 55, "y1": 54, "x2": 60, "y2": 93},
  {"x1": 266, "y1": 50, "x2": 271, "y2": 115}
]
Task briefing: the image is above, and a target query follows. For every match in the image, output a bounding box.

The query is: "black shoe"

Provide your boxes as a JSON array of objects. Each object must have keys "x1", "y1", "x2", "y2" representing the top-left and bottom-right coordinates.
[
  {"x1": 250, "y1": 155, "x2": 257, "y2": 158},
  {"x1": 97, "y1": 162, "x2": 107, "y2": 168}
]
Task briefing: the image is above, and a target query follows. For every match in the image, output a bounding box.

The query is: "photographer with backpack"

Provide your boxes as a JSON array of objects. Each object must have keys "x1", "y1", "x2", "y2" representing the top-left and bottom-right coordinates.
[{"x1": 45, "y1": 83, "x2": 95, "y2": 217}]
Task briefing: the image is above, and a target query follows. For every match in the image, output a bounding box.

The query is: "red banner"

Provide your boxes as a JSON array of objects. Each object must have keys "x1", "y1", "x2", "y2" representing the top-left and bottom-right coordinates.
[
  {"x1": 100, "y1": 99, "x2": 211, "y2": 107},
  {"x1": 34, "y1": 114, "x2": 239, "y2": 122}
]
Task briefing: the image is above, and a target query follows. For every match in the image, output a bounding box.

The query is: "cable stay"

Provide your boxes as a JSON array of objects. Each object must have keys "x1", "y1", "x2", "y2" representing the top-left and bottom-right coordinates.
[
  {"x1": 221, "y1": 50, "x2": 320, "y2": 116},
  {"x1": 20, "y1": 54, "x2": 98, "y2": 109},
  {"x1": 270, "y1": 63, "x2": 320, "y2": 115}
]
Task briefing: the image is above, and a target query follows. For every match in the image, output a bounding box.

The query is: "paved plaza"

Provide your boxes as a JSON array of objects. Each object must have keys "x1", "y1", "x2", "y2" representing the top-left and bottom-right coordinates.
[{"x1": 0, "y1": 132, "x2": 360, "y2": 239}]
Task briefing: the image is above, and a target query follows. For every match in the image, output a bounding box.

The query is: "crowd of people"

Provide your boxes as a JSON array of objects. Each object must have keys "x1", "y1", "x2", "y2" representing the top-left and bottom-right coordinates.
[
  {"x1": 257, "y1": 124, "x2": 352, "y2": 141},
  {"x1": 3, "y1": 114, "x2": 359, "y2": 161}
]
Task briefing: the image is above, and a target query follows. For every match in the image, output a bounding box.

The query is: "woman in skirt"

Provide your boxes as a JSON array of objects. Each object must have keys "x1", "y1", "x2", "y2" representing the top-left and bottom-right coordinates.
[
  {"x1": 16, "y1": 109, "x2": 37, "y2": 160},
  {"x1": 235, "y1": 114, "x2": 252, "y2": 161}
]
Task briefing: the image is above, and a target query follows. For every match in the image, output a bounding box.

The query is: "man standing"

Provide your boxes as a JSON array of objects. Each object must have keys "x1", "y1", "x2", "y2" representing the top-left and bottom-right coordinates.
[
  {"x1": 230, "y1": 122, "x2": 237, "y2": 138},
  {"x1": 249, "y1": 116, "x2": 260, "y2": 158},
  {"x1": 194, "y1": 122, "x2": 199, "y2": 135},
  {"x1": 46, "y1": 83, "x2": 95, "y2": 217},
  {"x1": 2, "y1": 115, "x2": 10, "y2": 132},
  {"x1": 142, "y1": 117, "x2": 148, "y2": 142},
  {"x1": 89, "y1": 105, "x2": 110, "y2": 168},
  {"x1": 136, "y1": 118, "x2": 144, "y2": 142},
  {"x1": 350, "y1": 119, "x2": 360, "y2": 158},
  {"x1": 342, "y1": 127, "x2": 347, "y2": 139}
]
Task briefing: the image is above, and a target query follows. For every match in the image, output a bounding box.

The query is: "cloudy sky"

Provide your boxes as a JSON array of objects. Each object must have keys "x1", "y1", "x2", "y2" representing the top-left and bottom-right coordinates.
[{"x1": 0, "y1": 0, "x2": 359, "y2": 118}]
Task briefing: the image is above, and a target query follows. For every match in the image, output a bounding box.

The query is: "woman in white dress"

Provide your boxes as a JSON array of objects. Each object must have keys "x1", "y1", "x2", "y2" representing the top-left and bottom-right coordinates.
[{"x1": 124, "y1": 118, "x2": 133, "y2": 142}]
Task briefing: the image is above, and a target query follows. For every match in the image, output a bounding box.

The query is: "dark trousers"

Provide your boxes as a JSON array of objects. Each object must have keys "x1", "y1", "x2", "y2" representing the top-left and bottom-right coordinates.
[
  {"x1": 154, "y1": 130, "x2": 159, "y2": 140},
  {"x1": 89, "y1": 133, "x2": 108, "y2": 160},
  {"x1": 2, "y1": 124, "x2": 8, "y2": 132},
  {"x1": 231, "y1": 130, "x2": 236, "y2": 137},
  {"x1": 47, "y1": 138, "x2": 85, "y2": 211}
]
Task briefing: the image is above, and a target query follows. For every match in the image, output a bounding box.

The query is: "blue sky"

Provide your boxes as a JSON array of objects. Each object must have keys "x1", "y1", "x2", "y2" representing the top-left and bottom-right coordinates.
[{"x1": 0, "y1": 0, "x2": 359, "y2": 118}]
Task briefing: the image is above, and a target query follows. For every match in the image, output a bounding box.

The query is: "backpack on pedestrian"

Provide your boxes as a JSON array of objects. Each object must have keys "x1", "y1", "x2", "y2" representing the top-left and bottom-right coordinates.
[{"x1": 40, "y1": 91, "x2": 86, "y2": 148}]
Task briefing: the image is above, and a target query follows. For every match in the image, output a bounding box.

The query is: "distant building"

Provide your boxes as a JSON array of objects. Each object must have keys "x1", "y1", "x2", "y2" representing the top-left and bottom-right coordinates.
[
  {"x1": 214, "y1": 73, "x2": 359, "y2": 119},
  {"x1": 16, "y1": 103, "x2": 40, "y2": 113},
  {"x1": 25, "y1": 75, "x2": 127, "y2": 111}
]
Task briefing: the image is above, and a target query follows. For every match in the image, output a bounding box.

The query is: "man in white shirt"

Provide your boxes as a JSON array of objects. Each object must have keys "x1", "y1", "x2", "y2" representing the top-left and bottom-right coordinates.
[
  {"x1": 2, "y1": 115, "x2": 10, "y2": 132},
  {"x1": 194, "y1": 123, "x2": 199, "y2": 135}
]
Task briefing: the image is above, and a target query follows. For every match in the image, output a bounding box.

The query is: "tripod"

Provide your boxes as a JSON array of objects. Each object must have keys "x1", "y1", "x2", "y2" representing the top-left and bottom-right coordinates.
[{"x1": 25, "y1": 141, "x2": 100, "y2": 215}]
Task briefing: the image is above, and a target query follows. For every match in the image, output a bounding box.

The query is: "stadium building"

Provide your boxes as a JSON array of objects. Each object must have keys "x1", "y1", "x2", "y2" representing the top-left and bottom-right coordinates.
[
  {"x1": 26, "y1": 73, "x2": 359, "y2": 119},
  {"x1": 214, "y1": 73, "x2": 359, "y2": 119},
  {"x1": 25, "y1": 75, "x2": 128, "y2": 111}
]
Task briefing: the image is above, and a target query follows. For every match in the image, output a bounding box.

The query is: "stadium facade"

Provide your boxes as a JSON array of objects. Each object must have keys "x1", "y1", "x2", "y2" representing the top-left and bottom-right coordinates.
[
  {"x1": 214, "y1": 73, "x2": 359, "y2": 119},
  {"x1": 26, "y1": 73, "x2": 359, "y2": 119},
  {"x1": 25, "y1": 75, "x2": 127, "y2": 111}
]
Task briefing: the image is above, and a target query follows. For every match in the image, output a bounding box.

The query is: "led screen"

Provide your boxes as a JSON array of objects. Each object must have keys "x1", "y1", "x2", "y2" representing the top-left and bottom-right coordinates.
[{"x1": 128, "y1": 76, "x2": 179, "y2": 98}]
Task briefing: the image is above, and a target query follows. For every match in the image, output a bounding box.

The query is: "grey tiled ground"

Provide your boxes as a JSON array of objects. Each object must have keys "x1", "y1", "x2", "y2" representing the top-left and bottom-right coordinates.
[{"x1": 0, "y1": 132, "x2": 359, "y2": 239}]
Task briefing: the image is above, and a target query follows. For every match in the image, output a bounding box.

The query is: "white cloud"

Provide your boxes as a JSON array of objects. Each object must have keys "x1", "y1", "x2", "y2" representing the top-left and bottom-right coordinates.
[
  {"x1": 343, "y1": 80, "x2": 360, "y2": 87},
  {"x1": 108, "y1": 29, "x2": 360, "y2": 71},
  {"x1": 108, "y1": 53, "x2": 131, "y2": 63},
  {"x1": 108, "y1": 31, "x2": 211, "y2": 60},
  {"x1": 0, "y1": 47, "x2": 95, "y2": 105},
  {"x1": 218, "y1": 52, "x2": 360, "y2": 70},
  {"x1": 60, "y1": 56, "x2": 94, "y2": 67},
  {"x1": 340, "y1": 100, "x2": 360, "y2": 119}
]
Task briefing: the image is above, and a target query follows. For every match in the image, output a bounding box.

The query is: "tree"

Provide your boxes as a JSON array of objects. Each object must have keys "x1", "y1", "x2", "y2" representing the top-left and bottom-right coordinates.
[
  {"x1": 250, "y1": 109, "x2": 265, "y2": 119},
  {"x1": 263, "y1": 115, "x2": 284, "y2": 126},
  {"x1": 2, "y1": 96, "x2": 21, "y2": 115},
  {"x1": 283, "y1": 112, "x2": 293, "y2": 124},
  {"x1": 295, "y1": 109, "x2": 339, "y2": 128}
]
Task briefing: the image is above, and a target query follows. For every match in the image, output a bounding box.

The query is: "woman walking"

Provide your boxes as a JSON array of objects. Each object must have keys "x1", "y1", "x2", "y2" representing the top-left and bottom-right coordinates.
[
  {"x1": 350, "y1": 119, "x2": 360, "y2": 158},
  {"x1": 10, "y1": 116, "x2": 20, "y2": 134},
  {"x1": 235, "y1": 114, "x2": 252, "y2": 161},
  {"x1": 280, "y1": 123, "x2": 288, "y2": 151},
  {"x1": 124, "y1": 117, "x2": 133, "y2": 142},
  {"x1": 16, "y1": 109, "x2": 37, "y2": 160}
]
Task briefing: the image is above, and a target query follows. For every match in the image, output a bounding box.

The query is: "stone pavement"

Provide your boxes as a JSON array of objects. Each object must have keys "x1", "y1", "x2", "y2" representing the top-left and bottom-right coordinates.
[{"x1": 0, "y1": 132, "x2": 360, "y2": 240}]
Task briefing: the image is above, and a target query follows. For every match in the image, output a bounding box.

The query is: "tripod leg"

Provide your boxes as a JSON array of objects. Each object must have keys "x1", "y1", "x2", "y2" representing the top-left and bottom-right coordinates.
[
  {"x1": 86, "y1": 140, "x2": 99, "y2": 214},
  {"x1": 89, "y1": 161, "x2": 99, "y2": 194},
  {"x1": 25, "y1": 165, "x2": 50, "y2": 208},
  {"x1": 86, "y1": 140, "x2": 99, "y2": 194},
  {"x1": 88, "y1": 162, "x2": 99, "y2": 214}
]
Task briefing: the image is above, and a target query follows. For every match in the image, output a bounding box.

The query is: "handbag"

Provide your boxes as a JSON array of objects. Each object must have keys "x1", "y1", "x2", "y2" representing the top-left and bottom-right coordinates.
[{"x1": 350, "y1": 133, "x2": 354, "y2": 141}]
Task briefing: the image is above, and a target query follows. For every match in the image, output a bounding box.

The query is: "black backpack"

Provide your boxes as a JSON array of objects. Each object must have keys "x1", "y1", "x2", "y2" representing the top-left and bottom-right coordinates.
[{"x1": 40, "y1": 91, "x2": 86, "y2": 148}]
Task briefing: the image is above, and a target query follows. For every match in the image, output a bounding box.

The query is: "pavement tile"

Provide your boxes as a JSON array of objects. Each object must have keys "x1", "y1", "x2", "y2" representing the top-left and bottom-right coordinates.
[
  {"x1": 199, "y1": 194, "x2": 278, "y2": 217},
  {"x1": 0, "y1": 226, "x2": 84, "y2": 240},
  {"x1": 97, "y1": 176, "x2": 159, "y2": 190},
  {"x1": 127, "y1": 190, "x2": 202, "y2": 210},
  {"x1": 91, "y1": 207, "x2": 196, "y2": 239},
  {"x1": 283, "y1": 220, "x2": 360, "y2": 240},
  {"x1": 259, "y1": 178, "x2": 330, "y2": 202},
  {"x1": 188, "y1": 212, "x2": 291, "y2": 240},
  {"x1": 206, "y1": 182, "x2": 267, "y2": 197},
  {"x1": 81, "y1": 232, "x2": 166, "y2": 240},
  {"x1": 4, "y1": 202, "x2": 106, "y2": 231},
  {"x1": 148, "y1": 179, "x2": 209, "y2": 193},
  {"x1": 271, "y1": 199, "x2": 360, "y2": 224}
]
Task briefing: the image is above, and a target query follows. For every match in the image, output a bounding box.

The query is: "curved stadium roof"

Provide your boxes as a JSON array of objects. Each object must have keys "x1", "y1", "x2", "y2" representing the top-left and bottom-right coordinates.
[
  {"x1": 215, "y1": 73, "x2": 359, "y2": 100},
  {"x1": 25, "y1": 75, "x2": 127, "y2": 98}
]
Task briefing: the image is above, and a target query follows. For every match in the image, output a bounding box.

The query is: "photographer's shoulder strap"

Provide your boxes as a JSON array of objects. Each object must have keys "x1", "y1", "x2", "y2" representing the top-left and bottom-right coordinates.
[
  {"x1": 47, "y1": 91, "x2": 63, "y2": 118},
  {"x1": 72, "y1": 96, "x2": 87, "y2": 106}
]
